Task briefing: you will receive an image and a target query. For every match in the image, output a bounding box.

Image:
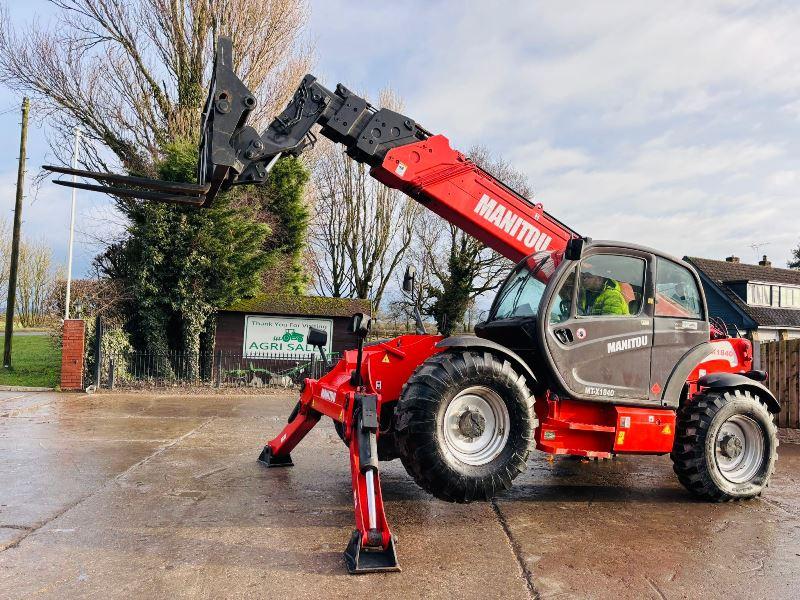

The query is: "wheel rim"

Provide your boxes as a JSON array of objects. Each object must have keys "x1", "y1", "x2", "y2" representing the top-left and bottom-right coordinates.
[
  {"x1": 714, "y1": 414, "x2": 765, "y2": 484},
  {"x1": 442, "y1": 386, "x2": 510, "y2": 466}
]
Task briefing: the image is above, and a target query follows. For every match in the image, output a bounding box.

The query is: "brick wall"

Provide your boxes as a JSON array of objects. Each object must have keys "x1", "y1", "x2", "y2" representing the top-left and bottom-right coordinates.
[{"x1": 61, "y1": 319, "x2": 85, "y2": 391}]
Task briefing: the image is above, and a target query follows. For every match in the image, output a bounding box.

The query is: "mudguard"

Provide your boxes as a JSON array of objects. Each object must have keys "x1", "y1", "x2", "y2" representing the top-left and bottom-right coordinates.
[
  {"x1": 661, "y1": 342, "x2": 713, "y2": 409},
  {"x1": 436, "y1": 336, "x2": 538, "y2": 386},
  {"x1": 698, "y1": 372, "x2": 781, "y2": 414}
]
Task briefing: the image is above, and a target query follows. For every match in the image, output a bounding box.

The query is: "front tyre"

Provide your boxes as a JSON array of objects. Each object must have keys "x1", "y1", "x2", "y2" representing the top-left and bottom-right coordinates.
[
  {"x1": 394, "y1": 350, "x2": 536, "y2": 503},
  {"x1": 671, "y1": 389, "x2": 778, "y2": 501}
]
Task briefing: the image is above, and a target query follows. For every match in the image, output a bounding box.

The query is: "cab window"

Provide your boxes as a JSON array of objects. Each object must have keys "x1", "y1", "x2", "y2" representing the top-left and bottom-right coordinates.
[
  {"x1": 576, "y1": 255, "x2": 645, "y2": 317},
  {"x1": 655, "y1": 258, "x2": 703, "y2": 319},
  {"x1": 492, "y1": 268, "x2": 546, "y2": 320}
]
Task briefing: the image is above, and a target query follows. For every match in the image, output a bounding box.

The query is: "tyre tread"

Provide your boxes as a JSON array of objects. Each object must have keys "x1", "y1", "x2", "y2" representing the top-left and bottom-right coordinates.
[
  {"x1": 671, "y1": 389, "x2": 777, "y2": 501},
  {"x1": 395, "y1": 349, "x2": 536, "y2": 503}
]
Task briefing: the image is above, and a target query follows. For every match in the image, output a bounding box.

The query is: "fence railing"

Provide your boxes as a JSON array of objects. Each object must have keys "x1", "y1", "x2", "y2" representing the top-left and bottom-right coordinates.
[
  {"x1": 761, "y1": 339, "x2": 800, "y2": 429},
  {"x1": 98, "y1": 350, "x2": 339, "y2": 390}
]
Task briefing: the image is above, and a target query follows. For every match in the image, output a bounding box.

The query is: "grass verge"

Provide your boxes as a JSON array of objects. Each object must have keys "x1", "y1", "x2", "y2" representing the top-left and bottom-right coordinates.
[{"x1": 0, "y1": 334, "x2": 61, "y2": 388}]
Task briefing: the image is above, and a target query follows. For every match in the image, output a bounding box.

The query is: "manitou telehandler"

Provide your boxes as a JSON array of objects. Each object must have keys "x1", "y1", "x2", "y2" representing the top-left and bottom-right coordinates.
[{"x1": 48, "y1": 37, "x2": 780, "y2": 574}]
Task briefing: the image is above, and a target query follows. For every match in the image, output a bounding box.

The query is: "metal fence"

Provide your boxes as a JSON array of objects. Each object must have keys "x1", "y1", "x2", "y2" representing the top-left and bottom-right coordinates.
[{"x1": 98, "y1": 350, "x2": 339, "y2": 390}]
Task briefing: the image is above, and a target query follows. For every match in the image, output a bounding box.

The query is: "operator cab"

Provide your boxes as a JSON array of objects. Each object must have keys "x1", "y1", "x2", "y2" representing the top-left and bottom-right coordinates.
[
  {"x1": 476, "y1": 242, "x2": 710, "y2": 407},
  {"x1": 475, "y1": 250, "x2": 557, "y2": 354}
]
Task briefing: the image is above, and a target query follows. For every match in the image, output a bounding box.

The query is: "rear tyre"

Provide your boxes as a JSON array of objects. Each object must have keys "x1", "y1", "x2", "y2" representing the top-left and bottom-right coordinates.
[
  {"x1": 394, "y1": 350, "x2": 536, "y2": 502},
  {"x1": 671, "y1": 389, "x2": 778, "y2": 501}
]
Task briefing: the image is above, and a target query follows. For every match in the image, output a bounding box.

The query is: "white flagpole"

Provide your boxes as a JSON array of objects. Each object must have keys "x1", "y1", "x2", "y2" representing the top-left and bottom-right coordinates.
[{"x1": 64, "y1": 126, "x2": 81, "y2": 320}]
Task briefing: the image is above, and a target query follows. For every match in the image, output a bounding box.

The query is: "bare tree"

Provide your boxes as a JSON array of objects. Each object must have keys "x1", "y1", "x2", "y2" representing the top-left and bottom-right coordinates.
[
  {"x1": 383, "y1": 235, "x2": 436, "y2": 330},
  {"x1": 15, "y1": 239, "x2": 61, "y2": 327},
  {"x1": 310, "y1": 89, "x2": 419, "y2": 310},
  {"x1": 0, "y1": 0, "x2": 313, "y2": 365},
  {"x1": 467, "y1": 144, "x2": 532, "y2": 198},
  {"x1": 49, "y1": 277, "x2": 127, "y2": 322},
  {"x1": 0, "y1": 0, "x2": 312, "y2": 172},
  {"x1": 308, "y1": 155, "x2": 352, "y2": 297}
]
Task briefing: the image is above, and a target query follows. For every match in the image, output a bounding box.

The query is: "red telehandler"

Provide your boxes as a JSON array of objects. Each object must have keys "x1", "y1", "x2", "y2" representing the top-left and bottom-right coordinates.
[{"x1": 47, "y1": 38, "x2": 780, "y2": 574}]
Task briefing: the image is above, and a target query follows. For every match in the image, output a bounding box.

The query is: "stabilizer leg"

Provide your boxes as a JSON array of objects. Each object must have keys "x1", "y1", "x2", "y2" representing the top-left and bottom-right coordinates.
[
  {"x1": 257, "y1": 445, "x2": 294, "y2": 467},
  {"x1": 259, "y1": 400, "x2": 320, "y2": 467},
  {"x1": 344, "y1": 528, "x2": 400, "y2": 574},
  {"x1": 344, "y1": 394, "x2": 400, "y2": 574}
]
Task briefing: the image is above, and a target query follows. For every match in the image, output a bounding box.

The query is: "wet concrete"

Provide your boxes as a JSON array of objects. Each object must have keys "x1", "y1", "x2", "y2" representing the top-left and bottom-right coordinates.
[{"x1": 1, "y1": 390, "x2": 799, "y2": 599}]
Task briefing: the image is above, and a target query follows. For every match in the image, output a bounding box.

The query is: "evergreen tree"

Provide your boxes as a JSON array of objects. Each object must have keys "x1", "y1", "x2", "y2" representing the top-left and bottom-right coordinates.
[
  {"x1": 257, "y1": 156, "x2": 311, "y2": 294},
  {"x1": 427, "y1": 233, "x2": 482, "y2": 336},
  {"x1": 97, "y1": 141, "x2": 271, "y2": 376}
]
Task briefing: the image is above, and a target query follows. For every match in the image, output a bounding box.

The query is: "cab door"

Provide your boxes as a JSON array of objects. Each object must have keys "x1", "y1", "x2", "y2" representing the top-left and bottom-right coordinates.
[
  {"x1": 540, "y1": 247, "x2": 656, "y2": 403},
  {"x1": 649, "y1": 257, "x2": 710, "y2": 404}
]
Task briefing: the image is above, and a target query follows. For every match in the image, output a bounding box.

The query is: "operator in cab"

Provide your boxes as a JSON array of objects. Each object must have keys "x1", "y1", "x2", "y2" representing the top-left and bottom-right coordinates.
[{"x1": 579, "y1": 267, "x2": 629, "y2": 316}]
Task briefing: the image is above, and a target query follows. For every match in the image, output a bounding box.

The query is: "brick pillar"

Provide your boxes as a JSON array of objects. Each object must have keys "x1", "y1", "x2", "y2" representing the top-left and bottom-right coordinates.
[{"x1": 61, "y1": 319, "x2": 85, "y2": 391}]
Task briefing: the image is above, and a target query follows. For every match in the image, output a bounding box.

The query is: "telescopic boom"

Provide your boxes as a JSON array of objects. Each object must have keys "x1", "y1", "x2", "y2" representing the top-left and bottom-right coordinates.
[{"x1": 46, "y1": 36, "x2": 578, "y2": 264}]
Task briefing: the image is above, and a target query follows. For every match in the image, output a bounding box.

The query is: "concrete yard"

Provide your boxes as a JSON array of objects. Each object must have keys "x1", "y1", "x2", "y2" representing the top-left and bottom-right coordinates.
[{"x1": 1, "y1": 390, "x2": 799, "y2": 599}]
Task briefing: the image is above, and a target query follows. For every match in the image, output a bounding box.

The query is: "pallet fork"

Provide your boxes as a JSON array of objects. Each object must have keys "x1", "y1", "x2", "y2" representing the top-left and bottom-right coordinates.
[{"x1": 258, "y1": 315, "x2": 400, "y2": 573}]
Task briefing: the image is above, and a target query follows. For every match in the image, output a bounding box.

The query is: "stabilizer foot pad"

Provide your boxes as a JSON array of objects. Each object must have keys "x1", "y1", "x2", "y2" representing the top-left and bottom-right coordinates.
[
  {"x1": 344, "y1": 530, "x2": 401, "y2": 574},
  {"x1": 257, "y1": 446, "x2": 293, "y2": 467}
]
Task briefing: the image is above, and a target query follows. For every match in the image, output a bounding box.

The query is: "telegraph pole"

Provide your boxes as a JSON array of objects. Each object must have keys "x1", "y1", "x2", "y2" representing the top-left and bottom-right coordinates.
[
  {"x1": 64, "y1": 126, "x2": 81, "y2": 319},
  {"x1": 3, "y1": 97, "x2": 30, "y2": 369}
]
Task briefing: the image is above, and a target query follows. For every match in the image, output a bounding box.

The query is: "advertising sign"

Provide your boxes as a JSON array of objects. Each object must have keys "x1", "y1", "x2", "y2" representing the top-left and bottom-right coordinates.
[{"x1": 243, "y1": 315, "x2": 333, "y2": 357}]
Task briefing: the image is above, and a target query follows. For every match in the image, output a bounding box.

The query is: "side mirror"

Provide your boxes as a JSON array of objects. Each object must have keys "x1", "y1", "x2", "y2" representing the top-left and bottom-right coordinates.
[
  {"x1": 565, "y1": 237, "x2": 591, "y2": 261},
  {"x1": 349, "y1": 312, "x2": 371, "y2": 336},
  {"x1": 307, "y1": 326, "x2": 328, "y2": 349},
  {"x1": 349, "y1": 313, "x2": 363, "y2": 334},
  {"x1": 402, "y1": 265, "x2": 417, "y2": 292}
]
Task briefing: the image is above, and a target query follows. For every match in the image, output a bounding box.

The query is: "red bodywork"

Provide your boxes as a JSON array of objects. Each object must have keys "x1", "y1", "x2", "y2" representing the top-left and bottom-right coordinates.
[
  {"x1": 373, "y1": 135, "x2": 577, "y2": 263},
  {"x1": 264, "y1": 133, "x2": 755, "y2": 568}
]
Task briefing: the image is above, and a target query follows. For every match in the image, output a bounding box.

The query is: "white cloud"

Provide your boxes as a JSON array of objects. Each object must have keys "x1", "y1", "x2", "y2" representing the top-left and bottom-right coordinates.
[
  {"x1": 311, "y1": 0, "x2": 800, "y2": 267},
  {"x1": 507, "y1": 140, "x2": 591, "y2": 180},
  {"x1": 5, "y1": 0, "x2": 800, "y2": 287}
]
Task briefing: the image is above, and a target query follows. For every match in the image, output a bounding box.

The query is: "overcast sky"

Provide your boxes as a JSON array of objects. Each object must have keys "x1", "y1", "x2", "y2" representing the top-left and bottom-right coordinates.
[{"x1": 2, "y1": 0, "x2": 799, "y2": 282}]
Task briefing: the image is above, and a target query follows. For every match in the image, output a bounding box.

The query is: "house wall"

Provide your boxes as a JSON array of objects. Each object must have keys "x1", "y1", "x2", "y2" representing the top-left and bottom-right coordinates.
[
  {"x1": 726, "y1": 282, "x2": 747, "y2": 302},
  {"x1": 214, "y1": 311, "x2": 360, "y2": 356},
  {"x1": 701, "y1": 281, "x2": 751, "y2": 336},
  {"x1": 756, "y1": 328, "x2": 800, "y2": 342}
]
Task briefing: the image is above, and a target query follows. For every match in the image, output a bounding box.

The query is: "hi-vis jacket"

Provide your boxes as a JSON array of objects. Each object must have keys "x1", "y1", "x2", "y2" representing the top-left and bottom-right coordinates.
[{"x1": 580, "y1": 279, "x2": 629, "y2": 316}]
